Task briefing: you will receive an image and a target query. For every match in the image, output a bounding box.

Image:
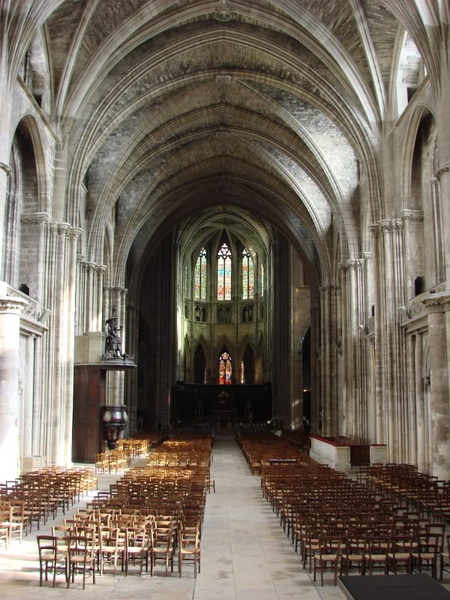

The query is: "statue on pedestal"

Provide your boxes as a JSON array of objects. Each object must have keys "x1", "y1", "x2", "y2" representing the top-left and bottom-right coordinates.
[{"x1": 104, "y1": 311, "x2": 123, "y2": 358}]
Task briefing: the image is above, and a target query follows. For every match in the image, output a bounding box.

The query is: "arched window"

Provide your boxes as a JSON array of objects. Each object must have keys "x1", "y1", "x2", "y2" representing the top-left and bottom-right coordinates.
[
  {"x1": 242, "y1": 248, "x2": 254, "y2": 300},
  {"x1": 194, "y1": 247, "x2": 207, "y2": 300},
  {"x1": 260, "y1": 262, "x2": 264, "y2": 297},
  {"x1": 194, "y1": 344, "x2": 207, "y2": 384},
  {"x1": 217, "y1": 243, "x2": 232, "y2": 300},
  {"x1": 218, "y1": 351, "x2": 232, "y2": 384}
]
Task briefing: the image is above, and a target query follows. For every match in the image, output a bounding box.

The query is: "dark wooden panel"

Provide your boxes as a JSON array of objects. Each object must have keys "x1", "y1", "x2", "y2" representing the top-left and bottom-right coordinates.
[{"x1": 72, "y1": 367, "x2": 106, "y2": 462}]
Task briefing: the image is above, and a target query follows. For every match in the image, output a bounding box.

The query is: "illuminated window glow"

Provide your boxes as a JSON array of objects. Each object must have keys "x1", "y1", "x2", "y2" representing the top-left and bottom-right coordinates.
[
  {"x1": 217, "y1": 243, "x2": 232, "y2": 300},
  {"x1": 219, "y1": 351, "x2": 232, "y2": 384},
  {"x1": 194, "y1": 247, "x2": 207, "y2": 300}
]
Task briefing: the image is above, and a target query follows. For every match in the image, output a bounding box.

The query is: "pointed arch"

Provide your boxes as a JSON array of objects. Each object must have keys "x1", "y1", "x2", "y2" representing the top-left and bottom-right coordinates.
[
  {"x1": 193, "y1": 342, "x2": 207, "y2": 384},
  {"x1": 241, "y1": 343, "x2": 255, "y2": 384},
  {"x1": 217, "y1": 235, "x2": 232, "y2": 301},
  {"x1": 218, "y1": 344, "x2": 233, "y2": 385}
]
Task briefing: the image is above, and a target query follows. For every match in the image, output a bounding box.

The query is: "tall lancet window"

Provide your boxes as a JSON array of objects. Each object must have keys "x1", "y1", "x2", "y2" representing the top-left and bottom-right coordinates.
[
  {"x1": 242, "y1": 248, "x2": 254, "y2": 300},
  {"x1": 260, "y1": 262, "x2": 264, "y2": 297},
  {"x1": 219, "y1": 351, "x2": 232, "y2": 384},
  {"x1": 194, "y1": 247, "x2": 207, "y2": 300},
  {"x1": 217, "y1": 243, "x2": 232, "y2": 300}
]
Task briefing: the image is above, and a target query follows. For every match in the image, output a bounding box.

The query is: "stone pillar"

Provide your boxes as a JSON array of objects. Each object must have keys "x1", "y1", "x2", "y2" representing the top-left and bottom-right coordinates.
[
  {"x1": 49, "y1": 223, "x2": 71, "y2": 465},
  {"x1": 369, "y1": 225, "x2": 384, "y2": 444},
  {"x1": 319, "y1": 285, "x2": 340, "y2": 436},
  {"x1": 125, "y1": 303, "x2": 139, "y2": 434},
  {"x1": 0, "y1": 288, "x2": 28, "y2": 482},
  {"x1": 422, "y1": 293, "x2": 450, "y2": 479},
  {"x1": 0, "y1": 162, "x2": 12, "y2": 282},
  {"x1": 339, "y1": 259, "x2": 367, "y2": 439},
  {"x1": 309, "y1": 305, "x2": 320, "y2": 432},
  {"x1": 414, "y1": 332, "x2": 427, "y2": 471},
  {"x1": 436, "y1": 167, "x2": 450, "y2": 283},
  {"x1": 105, "y1": 286, "x2": 127, "y2": 406},
  {"x1": 376, "y1": 219, "x2": 405, "y2": 461},
  {"x1": 63, "y1": 228, "x2": 82, "y2": 465}
]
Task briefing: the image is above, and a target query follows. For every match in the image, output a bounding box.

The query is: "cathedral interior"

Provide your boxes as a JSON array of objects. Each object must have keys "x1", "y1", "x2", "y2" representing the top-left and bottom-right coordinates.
[{"x1": 1, "y1": 0, "x2": 450, "y2": 486}]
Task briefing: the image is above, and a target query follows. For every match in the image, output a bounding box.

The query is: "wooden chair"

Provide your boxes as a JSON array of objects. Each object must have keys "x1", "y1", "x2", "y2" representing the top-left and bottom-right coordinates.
[
  {"x1": 412, "y1": 532, "x2": 442, "y2": 579},
  {"x1": 365, "y1": 533, "x2": 390, "y2": 575},
  {"x1": 341, "y1": 529, "x2": 367, "y2": 576},
  {"x1": 98, "y1": 526, "x2": 123, "y2": 576},
  {"x1": 37, "y1": 535, "x2": 67, "y2": 587},
  {"x1": 313, "y1": 535, "x2": 342, "y2": 586},
  {"x1": 67, "y1": 535, "x2": 96, "y2": 589},
  {"x1": 387, "y1": 533, "x2": 414, "y2": 574},
  {"x1": 153, "y1": 521, "x2": 175, "y2": 576},
  {"x1": 124, "y1": 526, "x2": 152, "y2": 576},
  {"x1": 178, "y1": 522, "x2": 201, "y2": 577}
]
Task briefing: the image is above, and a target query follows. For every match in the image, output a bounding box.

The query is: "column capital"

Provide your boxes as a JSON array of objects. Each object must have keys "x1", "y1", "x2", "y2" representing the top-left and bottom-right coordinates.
[
  {"x1": 20, "y1": 212, "x2": 50, "y2": 226},
  {"x1": 379, "y1": 218, "x2": 403, "y2": 232},
  {"x1": 338, "y1": 258, "x2": 365, "y2": 271},
  {"x1": 401, "y1": 209, "x2": 423, "y2": 223},
  {"x1": 80, "y1": 261, "x2": 106, "y2": 274},
  {"x1": 106, "y1": 286, "x2": 128, "y2": 295},
  {"x1": 67, "y1": 227, "x2": 83, "y2": 241}
]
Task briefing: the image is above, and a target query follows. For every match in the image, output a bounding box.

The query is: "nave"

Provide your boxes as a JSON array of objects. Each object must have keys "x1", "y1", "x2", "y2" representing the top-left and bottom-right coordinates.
[{"x1": 0, "y1": 435, "x2": 342, "y2": 600}]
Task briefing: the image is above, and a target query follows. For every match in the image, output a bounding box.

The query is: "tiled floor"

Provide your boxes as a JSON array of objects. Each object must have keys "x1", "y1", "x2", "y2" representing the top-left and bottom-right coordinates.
[{"x1": 0, "y1": 434, "x2": 448, "y2": 599}]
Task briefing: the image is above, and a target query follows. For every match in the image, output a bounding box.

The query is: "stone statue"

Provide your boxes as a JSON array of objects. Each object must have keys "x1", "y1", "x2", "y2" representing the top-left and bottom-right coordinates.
[{"x1": 105, "y1": 314, "x2": 123, "y2": 358}]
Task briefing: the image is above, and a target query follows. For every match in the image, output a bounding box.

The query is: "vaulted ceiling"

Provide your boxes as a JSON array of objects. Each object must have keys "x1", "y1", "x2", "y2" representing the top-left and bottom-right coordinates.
[{"x1": 3, "y1": 0, "x2": 442, "y2": 290}]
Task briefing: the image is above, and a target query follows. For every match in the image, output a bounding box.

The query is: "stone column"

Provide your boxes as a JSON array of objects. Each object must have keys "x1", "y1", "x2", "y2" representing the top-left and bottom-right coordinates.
[
  {"x1": 0, "y1": 162, "x2": 12, "y2": 281},
  {"x1": 49, "y1": 223, "x2": 71, "y2": 465},
  {"x1": 414, "y1": 332, "x2": 427, "y2": 471},
  {"x1": 125, "y1": 303, "x2": 139, "y2": 434},
  {"x1": 422, "y1": 293, "x2": 450, "y2": 479},
  {"x1": 309, "y1": 305, "x2": 320, "y2": 432},
  {"x1": 377, "y1": 219, "x2": 405, "y2": 461},
  {"x1": 105, "y1": 286, "x2": 127, "y2": 406},
  {"x1": 319, "y1": 285, "x2": 340, "y2": 436},
  {"x1": 63, "y1": 228, "x2": 82, "y2": 464},
  {"x1": 369, "y1": 225, "x2": 384, "y2": 444},
  {"x1": 339, "y1": 259, "x2": 367, "y2": 439},
  {"x1": 0, "y1": 288, "x2": 28, "y2": 482}
]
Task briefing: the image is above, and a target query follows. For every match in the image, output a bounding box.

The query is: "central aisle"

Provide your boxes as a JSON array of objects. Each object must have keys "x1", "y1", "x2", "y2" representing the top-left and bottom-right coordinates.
[{"x1": 195, "y1": 434, "x2": 338, "y2": 600}]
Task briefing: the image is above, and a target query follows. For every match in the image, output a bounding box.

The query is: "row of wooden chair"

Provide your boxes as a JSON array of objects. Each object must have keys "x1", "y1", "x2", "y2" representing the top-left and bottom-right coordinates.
[
  {"x1": 238, "y1": 433, "x2": 450, "y2": 585},
  {"x1": 37, "y1": 515, "x2": 201, "y2": 588}
]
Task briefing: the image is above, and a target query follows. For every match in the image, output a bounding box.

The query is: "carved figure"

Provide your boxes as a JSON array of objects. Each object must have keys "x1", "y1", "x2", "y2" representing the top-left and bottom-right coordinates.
[{"x1": 105, "y1": 315, "x2": 123, "y2": 358}]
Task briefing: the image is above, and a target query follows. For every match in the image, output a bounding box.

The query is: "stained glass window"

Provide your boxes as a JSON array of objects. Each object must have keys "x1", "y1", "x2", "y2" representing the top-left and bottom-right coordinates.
[
  {"x1": 217, "y1": 243, "x2": 232, "y2": 300},
  {"x1": 242, "y1": 248, "x2": 254, "y2": 300},
  {"x1": 260, "y1": 262, "x2": 264, "y2": 297},
  {"x1": 219, "y1": 351, "x2": 232, "y2": 385},
  {"x1": 240, "y1": 360, "x2": 245, "y2": 384},
  {"x1": 194, "y1": 248, "x2": 207, "y2": 300}
]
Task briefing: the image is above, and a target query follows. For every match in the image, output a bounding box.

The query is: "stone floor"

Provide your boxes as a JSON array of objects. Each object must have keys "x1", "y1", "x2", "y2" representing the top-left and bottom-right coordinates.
[{"x1": 0, "y1": 434, "x2": 448, "y2": 599}]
